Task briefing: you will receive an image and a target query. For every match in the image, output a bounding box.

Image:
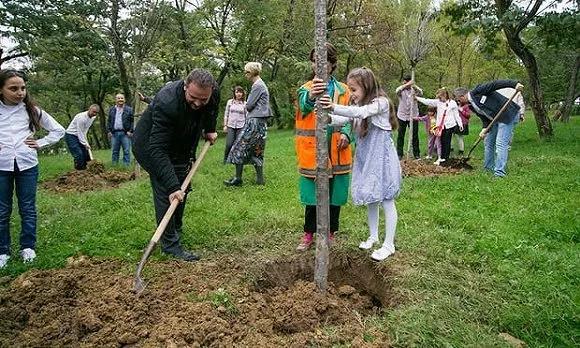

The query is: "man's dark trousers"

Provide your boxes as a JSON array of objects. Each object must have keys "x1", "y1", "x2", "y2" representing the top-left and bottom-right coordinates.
[{"x1": 150, "y1": 163, "x2": 190, "y2": 254}]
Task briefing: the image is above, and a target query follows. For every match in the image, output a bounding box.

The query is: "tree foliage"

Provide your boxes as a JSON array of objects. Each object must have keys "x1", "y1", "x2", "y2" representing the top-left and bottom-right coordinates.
[{"x1": 1, "y1": 0, "x2": 576, "y2": 147}]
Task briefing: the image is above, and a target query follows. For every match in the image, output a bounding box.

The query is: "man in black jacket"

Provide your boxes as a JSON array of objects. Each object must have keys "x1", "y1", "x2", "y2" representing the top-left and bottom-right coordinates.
[
  {"x1": 133, "y1": 69, "x2": 219, "y2": 261},
  {"x1": 454, "y1": 80, "x2": 524, "y2": 177},
  {"x1": 107, "y1": 94, "x2": 134, "y2": 166}
]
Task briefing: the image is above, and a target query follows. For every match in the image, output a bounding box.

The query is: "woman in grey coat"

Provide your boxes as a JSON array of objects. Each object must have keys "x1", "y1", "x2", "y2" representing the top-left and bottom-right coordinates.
[{"x1": 224, "y1": 62, "x2": 270, "y2": 186}]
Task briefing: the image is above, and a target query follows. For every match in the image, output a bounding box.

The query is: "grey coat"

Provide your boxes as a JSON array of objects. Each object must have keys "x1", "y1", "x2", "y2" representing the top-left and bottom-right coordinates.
[{"x1": 246, "y1": 78, "x2": 271, "y2": 118}]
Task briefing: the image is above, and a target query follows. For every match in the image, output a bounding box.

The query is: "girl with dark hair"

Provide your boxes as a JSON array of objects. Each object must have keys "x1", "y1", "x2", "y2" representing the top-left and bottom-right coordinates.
[
  {"x1": 320, "y1": 67, "x2": 401, "y2": 261},
  {"x1": 294, "y1": 43, "x2": 353, "y2": 251},
  {"x1": 0, "y1": 69, "x2": 65, "y2": 268},
  {"x1": 222, "y1": 86, "x2": 247, "y2": 163}
]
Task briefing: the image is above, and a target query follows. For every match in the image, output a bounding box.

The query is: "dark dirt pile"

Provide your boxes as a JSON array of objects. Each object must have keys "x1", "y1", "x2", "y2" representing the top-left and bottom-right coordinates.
[
  {"x1": 42, "y1": 161, "x2": 135, "y2": 193},
  {"x1": 0, "y1": 252, "x2": 397, "y2": 347},
  {"x1": 401, "y1": 158, "x2": 472, "y2": 177}
]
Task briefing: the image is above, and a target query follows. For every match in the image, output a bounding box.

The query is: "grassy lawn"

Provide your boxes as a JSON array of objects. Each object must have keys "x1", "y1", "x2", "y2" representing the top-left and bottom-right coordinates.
[{"x1": 1, "y1": 115, "x2": 578, "y2": 347}]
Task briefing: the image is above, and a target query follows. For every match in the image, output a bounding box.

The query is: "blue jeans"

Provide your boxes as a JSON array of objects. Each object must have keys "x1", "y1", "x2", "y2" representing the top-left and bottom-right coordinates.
[
  {"x1": 65, "y1": 133, "x2": 90, "y2": 170},
  {"x1": 0, "y1": 164, "x2": 39, "y2": 255},
  {"x1": 111, "y1": 131, "x2": 131, "y2": 166},
  {"x1": 484, "y1": 121, "x2": 517, "y2": 177}
]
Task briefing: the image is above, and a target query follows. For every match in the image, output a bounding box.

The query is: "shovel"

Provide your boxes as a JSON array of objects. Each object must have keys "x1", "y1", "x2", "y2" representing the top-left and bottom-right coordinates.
[
  {"x1": 133, "y1": 141, "x2": 212, "y2": 295},
  {"x1": 87, "y1": 147, "x2": 94, "y2": 161},
  {"x1": 461, "y1": 88, "x2": 521, "y2": 164}
]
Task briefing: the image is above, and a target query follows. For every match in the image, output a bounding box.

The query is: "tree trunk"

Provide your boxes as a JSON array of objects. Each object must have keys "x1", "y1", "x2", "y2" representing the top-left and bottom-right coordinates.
[
  {"x1": 406, "y1": 68, "x2": 416, "y2": 159},
  {"x1": 503, "y1": 30, "x2": 552, "y2": 137},
  {"x1": 560, "y1": 53, "x2": 579, "y2": 123},
  {"x1": 110, "y1": 0, "x2": 133, "y2": 106},
  {"x1": 313, "y1": 0, "x2": 330, "y2": 294},
  {"x1": 97, "y1": 103, "x2": 109, "y2": 149},
  {"x1": 270, "y1": 95, "x2": 282, "y2": 128}
]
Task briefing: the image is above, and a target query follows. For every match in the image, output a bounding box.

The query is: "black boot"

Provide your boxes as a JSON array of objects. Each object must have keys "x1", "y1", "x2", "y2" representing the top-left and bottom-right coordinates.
[
  {"x1": 224, "y1": 164, "x2": 243, "y2": 186},
  {"x1": 224, "y1": 177, "x2": 243, "y2": 186},
  {"x1": 255, "y1": 165, "x2": 265, "y2": 185}
]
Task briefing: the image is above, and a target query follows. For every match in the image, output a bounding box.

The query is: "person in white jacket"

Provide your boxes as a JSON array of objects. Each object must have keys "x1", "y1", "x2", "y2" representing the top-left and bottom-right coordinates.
[
  {"x1": 65, "y1": 105, "x2": 99, "y2": 170},
  {"x1": 0, "y1": 69, "x2": 65, "y2": 268},
  {"x1": 416, "y1": 88, "x2": 463, "y2": 165}
]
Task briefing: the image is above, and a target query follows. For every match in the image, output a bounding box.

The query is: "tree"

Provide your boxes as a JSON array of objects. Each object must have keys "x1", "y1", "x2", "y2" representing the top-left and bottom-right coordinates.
[
  {"x1": 443, "y1": 0, "x2": 568, "y2": 137},
  {"x1": 313, "y1": 0, "x2": 330, "y2": 294},
  {"x1": 534, "y1": 8, "x2": 580, "y2": 122}
]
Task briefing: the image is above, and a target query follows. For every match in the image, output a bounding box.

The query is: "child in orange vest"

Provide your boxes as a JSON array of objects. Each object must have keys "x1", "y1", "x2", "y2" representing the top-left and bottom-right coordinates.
[
  {"x1": 320, "y1": 67, "x2": 401, "y2": 261},
  {"x1": 295, "y1": 43, "x2": 353, "y2": 251}
]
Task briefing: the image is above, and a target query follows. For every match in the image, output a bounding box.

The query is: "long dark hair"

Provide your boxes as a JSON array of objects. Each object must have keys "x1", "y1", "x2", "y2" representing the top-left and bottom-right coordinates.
[
  {"x1": 346, "y1": 67, "x2": 398, "y2": 136},
  {"x1": 0, "y1": 69, "x2": 41, "y2": 131}
]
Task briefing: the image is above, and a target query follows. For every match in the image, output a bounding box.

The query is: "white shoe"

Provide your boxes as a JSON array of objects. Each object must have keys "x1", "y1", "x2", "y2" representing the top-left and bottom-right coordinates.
[
  {"x1": 20, "y1": 248, "x2": 36, "y2": 263},
  {"x1": 371, "y1": 245, "x2": 395, "y2": 261},
  {"x1": 425, "y1": 155, "x2": 433, "y2": 160},
  {"x1": 433, "y1": 158, "x2": 445, "y2": 166},
  {"x1": 0, "y1": 254, "x2": 9, "y2": 268},
  {"x1": 359, "y1": 237, "x2": 378, "y2": 250}
]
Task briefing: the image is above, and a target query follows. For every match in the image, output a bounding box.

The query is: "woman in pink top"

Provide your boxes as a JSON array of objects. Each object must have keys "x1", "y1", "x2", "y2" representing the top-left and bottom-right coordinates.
[
  {"x1": 222, "y1": 86, "x2": 247, "y2": 163},
  {"x1": 453, "y1": 100, "x2": 471, "y2": 156}
]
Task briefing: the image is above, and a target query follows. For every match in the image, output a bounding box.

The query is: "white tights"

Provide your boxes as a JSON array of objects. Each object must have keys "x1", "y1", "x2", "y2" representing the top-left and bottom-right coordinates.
[
  {"x1": 367, "y1": 199, "x2": 397, "y2": 248},
  {"x1": 454, "y1": 134, "x2": 465, "y2": 152}
]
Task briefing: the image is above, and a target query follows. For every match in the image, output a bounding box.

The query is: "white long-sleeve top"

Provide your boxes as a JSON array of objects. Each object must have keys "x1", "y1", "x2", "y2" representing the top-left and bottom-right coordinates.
[
  {"x1": 66, "y1": 111, "x2": 95, "y2": 146},
  {"x1": 0, "y1": 101, "x2": 65, "y2": 171},
  {"x1": 330, "y1": 97, "x2": 393, "y2": 131},
  {"x1": 415, "y1": 97, "x2": 462, "y2": 130},
  {"x1": 497, "y1": 88, "x2": 525, "y2": 118}
]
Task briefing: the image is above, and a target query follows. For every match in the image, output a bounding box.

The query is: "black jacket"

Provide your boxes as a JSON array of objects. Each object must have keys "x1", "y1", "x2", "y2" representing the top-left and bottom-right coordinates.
[
  {"x1": 469, "y1": 80, "x2": 521, "y2": 127},
  {"x1": 107, "y1": 105, "x2": 134, "y2": 133},
  {"x1": 133, "y1": 80, "x2": 219, "y2": 192}
]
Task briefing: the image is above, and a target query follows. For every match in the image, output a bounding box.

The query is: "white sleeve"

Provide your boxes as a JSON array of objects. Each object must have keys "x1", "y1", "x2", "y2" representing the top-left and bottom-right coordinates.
[
  {"x1": 450, "y1": 102, "x2": 462, "y2": 127},
  {"x1": 332, "y1": 98, "x2": 389, "y2": 119},
  {"x1": 415, "y1": 97, "x2": 439, "y2": 107},
  {"x1": 77, "y1": 116, "x2": 94, "y2": 146},
  {"x1": 329, "y1": 114, "x2": 351, "y2": 126},
  {"x1": 36, "y1": 110, "x2": 65, "y2": 148}
]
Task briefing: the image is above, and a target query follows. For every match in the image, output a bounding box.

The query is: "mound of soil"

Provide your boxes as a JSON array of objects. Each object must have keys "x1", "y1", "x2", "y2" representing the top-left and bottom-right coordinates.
[
  {"x1": 42, "y1": 161, "x2": 135, "y2": 193},
  {"x1": 401, "y1": 158, "x2": 472, "y2": 177},
  {"x1": 0, "y1": 252, "x2": 397, "y2": 347}
]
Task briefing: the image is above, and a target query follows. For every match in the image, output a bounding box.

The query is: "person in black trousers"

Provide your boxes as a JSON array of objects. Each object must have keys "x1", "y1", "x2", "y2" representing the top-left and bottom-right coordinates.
[
  {"x1": 395, "y1": 75, "x2": 423, "y2": 159},
  {"x1": 133, "y1": 69, "x2": 219, "y2": 261}
]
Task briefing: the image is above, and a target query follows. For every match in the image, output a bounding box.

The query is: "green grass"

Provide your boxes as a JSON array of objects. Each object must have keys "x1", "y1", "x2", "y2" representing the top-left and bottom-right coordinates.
[{"x1": 1, "y1": 115, "x2": 578, "y2": 347}]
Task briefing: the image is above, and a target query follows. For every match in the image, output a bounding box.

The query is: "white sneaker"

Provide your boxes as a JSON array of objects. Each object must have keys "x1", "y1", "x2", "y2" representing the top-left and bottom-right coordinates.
[
  {"x1": 20, "y1": 248, "x2": 36, "y2": 263},
  {"x1": 371, "y1": 245, "x2": 395, "y2": 261},
  {"x1": 359, "y1": 237, "x2": 378, "y2": 250},
  {"x1": 433, "y1": 158, "x2": 446, "y2": 166},
  {"x1": 425, "y1": 155, "x2": 433, "y2": 160},
  {"x1": 0, "y1": 254, "x2": 9, "y2": 268}
]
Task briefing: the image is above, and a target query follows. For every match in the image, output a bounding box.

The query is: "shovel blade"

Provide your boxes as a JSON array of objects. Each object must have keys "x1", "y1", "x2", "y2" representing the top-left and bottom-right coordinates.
[{"x1": 133, "y1": 276, "x2": 147, "y2": 295}]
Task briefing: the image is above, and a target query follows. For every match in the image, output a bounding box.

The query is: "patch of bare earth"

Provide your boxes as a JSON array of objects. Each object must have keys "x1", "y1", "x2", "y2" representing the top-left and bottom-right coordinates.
[
  {"x1": 41, "y1": 161, "x2": 135, "y2": 193},
  {"x1": 0, "y1": 252, "x2": 399, "y2": 347},
  {"x1": 401, "y1": 158, "x2": 473, "y2": 177}
]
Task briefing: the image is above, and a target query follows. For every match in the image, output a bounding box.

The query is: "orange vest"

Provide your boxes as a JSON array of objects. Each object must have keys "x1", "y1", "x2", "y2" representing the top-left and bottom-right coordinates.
[{"x1": 295, "y1": 80, "x2": 352, "y2": 178}]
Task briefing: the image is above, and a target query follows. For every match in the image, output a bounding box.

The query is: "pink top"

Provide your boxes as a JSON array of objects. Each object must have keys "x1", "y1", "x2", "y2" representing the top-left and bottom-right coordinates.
[{"x1": 458, "y1": 104, "x2": 471, "y2": 126}]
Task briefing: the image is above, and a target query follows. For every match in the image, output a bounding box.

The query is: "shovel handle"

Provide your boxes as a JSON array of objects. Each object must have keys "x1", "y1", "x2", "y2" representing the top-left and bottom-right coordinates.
[
  {"x1": 87, "y1": 147, "x2": 94, "y2": 161},
  {"x1": 466, "y1": 88, "x2": 521, "y2": 159},
  {"x1": 148, "y1": 141, "x2": 212, "y2": 245}
]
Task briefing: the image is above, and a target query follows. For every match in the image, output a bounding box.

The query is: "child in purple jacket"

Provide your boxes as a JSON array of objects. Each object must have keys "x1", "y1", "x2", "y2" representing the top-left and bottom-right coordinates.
[{"x1": 414, "y1": 106, "x2": 440, "y2": 160}]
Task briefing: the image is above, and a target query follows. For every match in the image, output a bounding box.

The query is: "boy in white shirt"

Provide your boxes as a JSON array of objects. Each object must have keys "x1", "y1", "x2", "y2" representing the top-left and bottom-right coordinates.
[{"x1": 65, "y1": 105, "x2": 99, "y2": 170}]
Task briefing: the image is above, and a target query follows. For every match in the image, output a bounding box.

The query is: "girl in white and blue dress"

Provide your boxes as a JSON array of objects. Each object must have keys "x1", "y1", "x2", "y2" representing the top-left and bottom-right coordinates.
[{"x1": 320, "y1": 67, "x2": 401, "y2": 261}]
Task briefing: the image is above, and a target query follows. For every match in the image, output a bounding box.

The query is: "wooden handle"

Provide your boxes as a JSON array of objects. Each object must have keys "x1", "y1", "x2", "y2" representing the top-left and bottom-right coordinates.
[
  {"x1": 88, "y1": 148, "x2": 94, "y2": 161},
  {"x1": 484, "y1": 89, "x2": 521, "y2": 133},
  {"x1": 149, "y1": 141, "x2": 212, "y2": 244}
]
